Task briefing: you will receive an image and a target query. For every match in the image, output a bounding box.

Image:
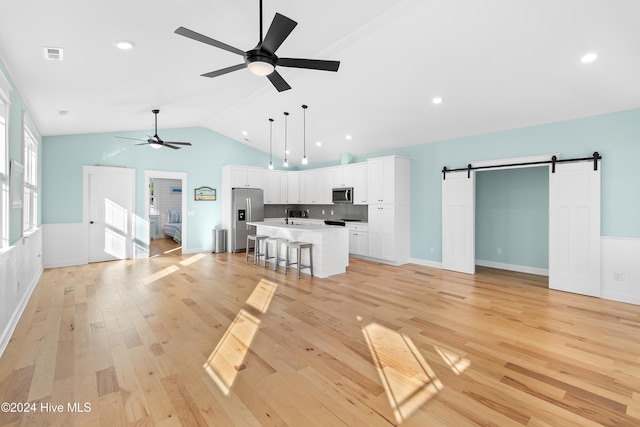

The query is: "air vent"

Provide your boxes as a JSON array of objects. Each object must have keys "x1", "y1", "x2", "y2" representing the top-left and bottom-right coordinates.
[{"x1": 43, "y1": 47, "x2": 64, "y2": 61}]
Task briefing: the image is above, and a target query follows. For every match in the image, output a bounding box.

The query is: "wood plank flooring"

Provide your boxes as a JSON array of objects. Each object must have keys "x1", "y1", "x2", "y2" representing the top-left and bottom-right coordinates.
[{"x1": 1, "y1": 250, "x2": 639, "y2": 426}]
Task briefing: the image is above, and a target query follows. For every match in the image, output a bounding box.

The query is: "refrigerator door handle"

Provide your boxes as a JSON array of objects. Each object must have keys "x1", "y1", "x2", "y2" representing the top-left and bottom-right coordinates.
[{"x1": 247, "y1": 198, "x2": 251, "y2": 229}]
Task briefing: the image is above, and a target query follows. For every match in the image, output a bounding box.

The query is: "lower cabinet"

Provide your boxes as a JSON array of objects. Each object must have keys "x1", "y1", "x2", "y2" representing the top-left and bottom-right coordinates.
[
  {"x1": 348, "y1": 227, "x2": 369, "y2": 256},
  {"x1": 368, "y1": 205, "x2": 396, "y2": 261}
]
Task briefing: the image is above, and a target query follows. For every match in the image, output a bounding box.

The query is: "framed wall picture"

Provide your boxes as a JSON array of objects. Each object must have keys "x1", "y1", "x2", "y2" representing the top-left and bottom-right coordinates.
[
  {"x1": 195, "y1": 186, "x2": 216, "y2": 201},
  {"x1": 10, "y1": 160, "x2": 24, "y2": 208}
]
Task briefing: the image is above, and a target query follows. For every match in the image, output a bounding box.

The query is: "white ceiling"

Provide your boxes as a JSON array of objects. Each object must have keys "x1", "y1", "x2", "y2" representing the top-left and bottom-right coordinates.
[{"x1": 1, "y1": 0, "x2": 639, "y2": 165}]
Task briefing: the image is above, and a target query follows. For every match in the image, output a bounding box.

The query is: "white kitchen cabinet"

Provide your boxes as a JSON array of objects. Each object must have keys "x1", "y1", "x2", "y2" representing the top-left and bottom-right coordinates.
[
  {"x1": 304, "y1": 170, "x2": 324, "y2": 204},
  {"x1": 368, "y1": 205, "x2": 396, "y2": 260},
  {"x1": 333, "y1": 164, "x2": 354, "y2": 188},
  {"x1": 366, "y1": 156, "x2": 410, "y2": 264},
  {"x1": 280, "y1": 172, "x2": 289, "y2": 203},
  {"x1": 263, "y1": 170, "x2": 281, "y2": 204},
  {"x1": 323, "y1": 168, "x2": 334, "y2": 203},
  {"x1": 352, "y1": 163, "x2": 368, "y2": 204},
  {"x1": 287, "y1": 172, "x2": 302, "y2": 204},
  {"x1": 230, "y1": 165, "x2": 262, "y2": 188},
  {"x1": 347, "y1": 223, "x2": 369, "y2": 256}
]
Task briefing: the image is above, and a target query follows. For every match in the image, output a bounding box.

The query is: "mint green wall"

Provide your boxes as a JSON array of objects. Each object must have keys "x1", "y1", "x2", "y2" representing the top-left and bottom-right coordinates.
[
  {"x1": 475, "y1": 167, "x2": 549, "y2": 268},
  {"x1": 42, "y1": 127, "x2": 271, "y2": 251},
  {"x1": 0, "y1": 58, "x2": 43, "y2": 246},
  {"x1": 351, "y1": 108, "x2": 640, "y2": 265}
]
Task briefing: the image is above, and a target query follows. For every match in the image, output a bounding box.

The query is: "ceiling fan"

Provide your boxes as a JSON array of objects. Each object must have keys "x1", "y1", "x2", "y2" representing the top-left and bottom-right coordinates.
[
  {"x1": 116, "y1": 110, "x2": 192, "y2": 150},
  {"x1": 174, "y1": 0, "x2": 340, "y2": 92}
]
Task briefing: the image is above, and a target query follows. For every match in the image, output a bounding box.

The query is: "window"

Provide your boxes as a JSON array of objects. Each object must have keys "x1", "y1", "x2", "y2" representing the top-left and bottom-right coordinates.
[
  {"x1": 0, "y1": 70, "x2": 10, "y2": 247},
  {"x1": 23, "y1": 118, "x2": 38, "y2": 232}
]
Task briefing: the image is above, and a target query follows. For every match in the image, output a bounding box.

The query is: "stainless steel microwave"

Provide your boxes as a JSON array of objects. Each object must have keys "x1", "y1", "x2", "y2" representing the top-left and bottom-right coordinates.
[{"x1": 332, "y1": 187, "x2": 353, "y2": 204}]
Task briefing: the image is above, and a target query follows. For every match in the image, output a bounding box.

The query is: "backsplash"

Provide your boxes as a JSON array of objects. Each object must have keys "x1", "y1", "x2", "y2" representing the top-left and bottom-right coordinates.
[{"x1": 265, "y1": 204, "x2": 368, "y2": 222}]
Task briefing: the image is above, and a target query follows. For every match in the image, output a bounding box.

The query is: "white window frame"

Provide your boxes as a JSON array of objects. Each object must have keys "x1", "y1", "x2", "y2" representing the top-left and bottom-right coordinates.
[
  {"x1": 0, "y1": 69, "x2": 11, "y2": 248},
  {"x1": 23, "y1": 115, "x2": 38, "y2": 233}
]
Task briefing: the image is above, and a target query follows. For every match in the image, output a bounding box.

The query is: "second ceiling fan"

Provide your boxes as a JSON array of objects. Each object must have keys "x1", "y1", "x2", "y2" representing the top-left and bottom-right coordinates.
[{"x1": 175, "y1": 0, "x2": 340, "y2": 92}]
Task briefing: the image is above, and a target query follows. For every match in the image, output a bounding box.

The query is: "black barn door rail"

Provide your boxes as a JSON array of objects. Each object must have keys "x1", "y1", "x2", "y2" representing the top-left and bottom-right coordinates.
[{"x1": 441, "y1": 151, "x2": 601, "y2": 179}]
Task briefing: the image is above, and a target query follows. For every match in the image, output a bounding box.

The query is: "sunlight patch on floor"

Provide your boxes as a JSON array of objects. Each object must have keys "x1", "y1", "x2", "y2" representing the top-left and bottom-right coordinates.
[
  {"x1": 434, "y1": 345, "x2": 470, "y2": 375},
  {"x1": 141, "y1": 265, "x2": 180, "y2": 285},
  {"x1": 204, "y1": 279, "x2": 278, "y2": 395},
  {"x1": 179, "y1": 252, "x2": 207, "y2": 266},
  {"x1": 363, "y1": 323, "x2": 443, "y2": 424}
]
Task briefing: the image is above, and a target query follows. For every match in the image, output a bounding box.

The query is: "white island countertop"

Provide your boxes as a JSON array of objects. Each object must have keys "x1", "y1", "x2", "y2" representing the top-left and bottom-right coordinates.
[{"x1": 247, "y1": 220, "x2": 349, "y2": 278}]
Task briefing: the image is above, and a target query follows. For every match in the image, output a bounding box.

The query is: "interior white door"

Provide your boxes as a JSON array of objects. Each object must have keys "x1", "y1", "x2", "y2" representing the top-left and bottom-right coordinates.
[
  {"x1": 442, "y1": 170, "x2": 475, "y2": 274},
  {"x1": 549, "y1": 161, "x2": 601, "y2": 296},
  {"x1": 88, "y1": 171, "x2": 135, "y2": 263}
]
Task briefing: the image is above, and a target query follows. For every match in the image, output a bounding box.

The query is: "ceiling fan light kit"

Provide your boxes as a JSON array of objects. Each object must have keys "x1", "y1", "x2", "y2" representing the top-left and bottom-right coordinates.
[{"x1": 175, "y1": 0, "x2": 340, "y2": 92}]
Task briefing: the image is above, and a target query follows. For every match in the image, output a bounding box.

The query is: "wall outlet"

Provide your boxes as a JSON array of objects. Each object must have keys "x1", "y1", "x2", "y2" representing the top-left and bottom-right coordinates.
[
  {"x1": 322, "y1": 210, "x2": 325, "y2": 215},
  {"x1": 613, "y1": 272, "x2": 624, "y2": 281},
  {"x1": 330, "y1": 210, "x2": 334, "y2": 216},
  {"x1": 497, "y1": 248, "x2": 502, "y2": 255}
]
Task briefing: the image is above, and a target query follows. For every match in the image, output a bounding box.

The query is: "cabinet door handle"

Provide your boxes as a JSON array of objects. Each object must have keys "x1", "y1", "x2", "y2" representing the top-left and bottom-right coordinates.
[{"x1": 90, "y1": 221, "x2": 94, "y2": 224}]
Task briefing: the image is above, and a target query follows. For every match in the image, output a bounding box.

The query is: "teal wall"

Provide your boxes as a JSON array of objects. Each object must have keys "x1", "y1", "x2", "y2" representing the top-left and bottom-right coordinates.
[
  {"x1": 349, "y1": 108, "x2": 640, "y2": 264},
  {"x1": 0, "y1": 58, "x2": 42, "y2": 246},
  {"x1": 42, "y1": 127, "x2": 272, "y2": 251},
  {"x1": 475, "y1": 167, "x2": 549, "y2": 269}
]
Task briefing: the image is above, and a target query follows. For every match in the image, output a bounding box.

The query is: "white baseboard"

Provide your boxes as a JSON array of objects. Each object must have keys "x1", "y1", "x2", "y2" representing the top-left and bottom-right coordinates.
[
  {"x1": 408, "y1": 257, "x2": 442, "y2": 269},
  {"x1": 475, "y1": 259, "x2": 549, "y2": 276}
]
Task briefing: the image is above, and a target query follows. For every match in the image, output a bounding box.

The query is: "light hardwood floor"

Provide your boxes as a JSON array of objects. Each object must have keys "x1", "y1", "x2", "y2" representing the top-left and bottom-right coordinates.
[{"x1": 1, "y1": 249, "x2": 639, "y2": 426}]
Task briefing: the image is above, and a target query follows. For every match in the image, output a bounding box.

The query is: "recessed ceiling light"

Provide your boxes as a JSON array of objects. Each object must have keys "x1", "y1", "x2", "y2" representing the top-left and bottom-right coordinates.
[
  {"x1": 580, "y1": 52, "x2": 597, "y2": 63},
  {"x1": 345, "y1": 135, "x2": 352, "y2": 140},
  {"x1": 432, "y1": 97, "x2": 443, "y2": 104},
  {"x1": 114, "y1": 40, "x2": 135, "y2": 50},
  {"x1": 285, "y1": 149, "x2": 290, "y2": 154},
  {"x1": 316, "y1": 141, "x2": 322, "y2": 147},
  {"x1": 241, "y1": 130, "x2": 248, "y2": 136},
  {"x1": 58, "y1": 110, "x2": 69, "y2": 116}
]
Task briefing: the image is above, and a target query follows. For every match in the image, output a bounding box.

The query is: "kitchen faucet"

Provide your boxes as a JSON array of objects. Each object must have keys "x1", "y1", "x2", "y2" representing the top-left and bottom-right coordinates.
[{"x1": 284, "y1": 208, "x2": 289, "y2": 224}]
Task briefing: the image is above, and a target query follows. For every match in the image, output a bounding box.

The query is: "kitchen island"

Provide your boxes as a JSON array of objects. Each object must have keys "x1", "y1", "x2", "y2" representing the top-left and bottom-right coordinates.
[{"x1": 247, "y1": 221, "x2": 349, "y2": 278}]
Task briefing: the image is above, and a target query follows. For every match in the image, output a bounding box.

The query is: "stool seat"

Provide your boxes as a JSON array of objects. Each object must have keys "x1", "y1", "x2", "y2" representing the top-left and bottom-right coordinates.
[
  {"x1": 284, "y1": 241, "x2": 313, "y2": 278},
  {"x1": 246, "y1": 234, "x2": 268, "y2": 265},
  {"x1": 264, "y1": 237, "x2": 288, "y2": 271}
]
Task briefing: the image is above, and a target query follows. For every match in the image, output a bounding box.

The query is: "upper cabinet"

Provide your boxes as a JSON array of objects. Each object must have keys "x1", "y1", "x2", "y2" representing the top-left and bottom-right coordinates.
[
  {"x1": 368, "y1": 156, "x2": 409, "y2": 204},
  {"x1": 230, "y1": 165, "x2": 262, "y2": 188},
  {"x1": 263, "y1": 170, "x2": 282, "y2": 204},
  {"x1": 303, "y1": 170, "x2": 325, "y2": 204},
  {"x1": 287, "y1": 172, "x2": 302, "y2": 204},
  {"x1": 333, "y1": 165, "x2": 354, "y2": 188},
  {"x1": 352, "y1": 163, "x2": 368, "y2": 205}
]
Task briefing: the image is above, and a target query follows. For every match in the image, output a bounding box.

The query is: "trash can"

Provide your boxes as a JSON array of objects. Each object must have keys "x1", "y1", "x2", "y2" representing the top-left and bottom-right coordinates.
[{"x1": 213, "y1": 229, "x2": 226, "y2": 253}]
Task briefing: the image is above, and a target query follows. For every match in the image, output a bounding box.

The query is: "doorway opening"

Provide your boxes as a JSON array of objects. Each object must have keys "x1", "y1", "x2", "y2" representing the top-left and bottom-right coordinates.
[
  {"x1": 475, "y1": 166, "x2": 549, "y2": 286},
  {"x1": 144, "y1": 170, "x2": 188, "y2": 258}
]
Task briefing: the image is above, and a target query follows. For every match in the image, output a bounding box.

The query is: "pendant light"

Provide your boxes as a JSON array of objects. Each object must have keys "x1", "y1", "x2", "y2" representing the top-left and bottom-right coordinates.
[
  {"x1": 283, "y1": 111, "x2": 289, "y2": 167},
  {"x1": 268, "y1": 118, "x2": 274, "y2": 169},
  {"x1": 301, "y1": 104, "x2": 308, "y2": 165}
]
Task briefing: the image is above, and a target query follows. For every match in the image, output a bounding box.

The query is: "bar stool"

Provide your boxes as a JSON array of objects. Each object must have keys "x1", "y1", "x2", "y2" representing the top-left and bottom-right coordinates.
[
  {"x1": 246, "y1": 234, "x2": 267, "y2": 265},
  {"x1": 284, "y1": 241, "x2": 313, "y2": 278},
  {"x1": 264, "y1": 237, "x2": 288, "y2": 271}
]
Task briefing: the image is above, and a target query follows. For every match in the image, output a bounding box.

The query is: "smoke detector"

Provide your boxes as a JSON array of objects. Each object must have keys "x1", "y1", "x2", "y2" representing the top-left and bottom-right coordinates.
[{"x1": 43, "y1": 47, "x2": 64, "y2": 61}]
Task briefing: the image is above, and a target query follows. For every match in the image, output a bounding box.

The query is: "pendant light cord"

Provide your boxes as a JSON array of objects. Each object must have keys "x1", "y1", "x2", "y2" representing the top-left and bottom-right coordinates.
[
  {"x1": 302, "y1": 105, "x2": 307, "y2": 157},
  {"x1": 269, "y1": 118, "x2": 274, "y2": 164}
]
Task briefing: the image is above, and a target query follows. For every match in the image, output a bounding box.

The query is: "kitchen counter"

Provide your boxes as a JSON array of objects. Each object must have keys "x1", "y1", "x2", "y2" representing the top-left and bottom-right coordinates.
[{"x1": 248, "y1": 221, "x2": 349, "y2": 278}]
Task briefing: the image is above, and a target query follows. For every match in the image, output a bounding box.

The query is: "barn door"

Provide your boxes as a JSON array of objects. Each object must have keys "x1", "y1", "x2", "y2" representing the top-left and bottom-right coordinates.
[
  {"x1": 549, "y1": 161, "x2": 601, "y2": 296},
  {"x1": 442, "y1": 170, "x2": 475, "y2": 274}
]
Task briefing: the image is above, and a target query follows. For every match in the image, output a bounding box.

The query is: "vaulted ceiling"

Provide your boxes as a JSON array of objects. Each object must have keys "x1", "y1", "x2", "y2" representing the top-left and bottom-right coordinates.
[{"x1": 1, "y1": 0, "x2": 639, "y2": 165}]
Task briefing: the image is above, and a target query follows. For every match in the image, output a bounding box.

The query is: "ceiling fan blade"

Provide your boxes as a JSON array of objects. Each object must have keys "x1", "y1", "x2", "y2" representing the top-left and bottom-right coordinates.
[
  {"x1": 115, "y1": 136, "x2": 147, "y2": 142},
  {"x1": 163, "y1": 141, "x2": 192, "y2": 146},
  {"x1": 135, "y1": 142, "x2": 149, "y2": 146},
  {"x1": 261, "y1": 13, "x2": 297, "y2": 55},
  {"x1": 267, "y1": 70, "x2": 291, "y2": 92},
  {"x1": 175, "y1": 27, "x2": 245, "y2": 56},
  {"x1": 163, "y1": 143, "x2": 182, "y2": 150},
  {"x1": 278, "y1": 58, "x2": 340, "y2": 72},
  {"x1": 201, "y1": 63, "x2": 247, "y2": 78}
]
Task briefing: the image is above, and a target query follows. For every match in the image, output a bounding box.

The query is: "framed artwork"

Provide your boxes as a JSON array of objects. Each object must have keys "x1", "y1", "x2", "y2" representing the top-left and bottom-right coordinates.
[
  {"x1": 195, "y1": 186, "x2": 216, "y2": 201},
  {"x1": 10, "y1": 160, "x2": 24, "y2": 208}
]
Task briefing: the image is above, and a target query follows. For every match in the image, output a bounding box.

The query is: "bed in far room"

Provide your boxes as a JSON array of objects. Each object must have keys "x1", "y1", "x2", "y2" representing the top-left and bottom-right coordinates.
[{"x1": 163, "y1": 209, "x2": 182, "y2": 243}]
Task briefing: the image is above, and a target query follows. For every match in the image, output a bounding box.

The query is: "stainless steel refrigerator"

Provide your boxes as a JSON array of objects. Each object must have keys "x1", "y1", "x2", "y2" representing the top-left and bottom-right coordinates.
[{"x1": 230, "y1": 188, "x2": 264, "y2": 252}]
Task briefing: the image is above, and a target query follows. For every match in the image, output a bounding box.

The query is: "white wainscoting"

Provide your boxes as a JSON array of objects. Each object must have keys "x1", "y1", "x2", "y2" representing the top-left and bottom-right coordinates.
[
  {"x1": 43, "y1": 223, "x2": 87, "y2": 268},
  {"x1": 0, "y1": 227, "x2": 44, "y2": 357},
  {"x1": 601, "y1": 236, "x2": 640, "y2": 305}
]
